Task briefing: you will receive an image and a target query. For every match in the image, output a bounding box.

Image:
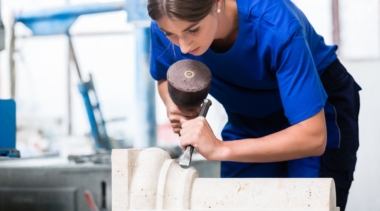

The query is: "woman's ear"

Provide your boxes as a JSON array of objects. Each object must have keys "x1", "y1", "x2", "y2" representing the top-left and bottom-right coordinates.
[{"x1": 215, "y1": 0, "x2": 223, "y2": 12}]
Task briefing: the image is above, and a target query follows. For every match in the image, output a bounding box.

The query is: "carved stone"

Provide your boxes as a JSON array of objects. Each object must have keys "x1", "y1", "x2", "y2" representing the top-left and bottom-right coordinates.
[{"x1": 112, "y1": 148, "x2": 339, "y2": 211}]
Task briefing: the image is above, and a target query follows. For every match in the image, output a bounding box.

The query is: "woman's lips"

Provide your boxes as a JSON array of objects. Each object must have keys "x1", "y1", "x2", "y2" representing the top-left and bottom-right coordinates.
[{"x1": 189, "y1": 47, "x2": 200, "y2": 54}]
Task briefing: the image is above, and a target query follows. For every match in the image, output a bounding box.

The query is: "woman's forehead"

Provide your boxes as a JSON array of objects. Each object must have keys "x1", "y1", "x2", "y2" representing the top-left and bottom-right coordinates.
[{"x1": 157, "y1": 16, "x2": 202, "y2": 33}]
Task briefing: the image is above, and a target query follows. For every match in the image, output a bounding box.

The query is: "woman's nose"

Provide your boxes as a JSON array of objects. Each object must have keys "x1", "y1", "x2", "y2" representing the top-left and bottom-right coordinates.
[{"x1": 179, "y1": 38, "x2": 192, "y2": 54}]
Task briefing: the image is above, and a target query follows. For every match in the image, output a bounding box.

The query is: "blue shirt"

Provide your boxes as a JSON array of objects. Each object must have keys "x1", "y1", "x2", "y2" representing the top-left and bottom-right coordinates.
[{"x1": 150, "y1": 0, "x2": 338, "y2": 178}]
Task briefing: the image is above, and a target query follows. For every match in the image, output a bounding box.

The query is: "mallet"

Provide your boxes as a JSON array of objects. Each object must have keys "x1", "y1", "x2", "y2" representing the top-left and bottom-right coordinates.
[{"x1": 167, "y1": 59, "x2": 212, "y2": 166}]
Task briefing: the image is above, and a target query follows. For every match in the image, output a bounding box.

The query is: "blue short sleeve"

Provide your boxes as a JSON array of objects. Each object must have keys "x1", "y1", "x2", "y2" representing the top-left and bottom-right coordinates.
[
  {"x1": 150, "y1": 21, "x2": 175, "y2": 81},
  {"x1": 276, "y1": 28, "x2": 327, "y2": 125}
]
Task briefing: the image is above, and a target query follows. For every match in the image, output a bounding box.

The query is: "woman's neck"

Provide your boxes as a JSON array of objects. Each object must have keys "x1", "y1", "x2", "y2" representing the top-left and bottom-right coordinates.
[{"x1": 211, "y1": 0, "x2": 239, "y2": 53}]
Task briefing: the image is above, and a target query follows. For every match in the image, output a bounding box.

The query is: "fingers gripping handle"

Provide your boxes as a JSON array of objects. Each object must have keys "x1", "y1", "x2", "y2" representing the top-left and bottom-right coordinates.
[{"x1": 179, "y1": 99, "x2": 212, "y2": 166}]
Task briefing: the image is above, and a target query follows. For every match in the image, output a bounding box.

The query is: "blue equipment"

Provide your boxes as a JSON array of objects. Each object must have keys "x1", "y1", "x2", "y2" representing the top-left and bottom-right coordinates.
[
  {"x1": 77, "y1": 74, "x2": 111, "y2": 151},
  {"x1": 0, "y1": 99, "x2": 20, "y2": 158},
  {"x1": 14, "y1": 2, "x2": 124, "y2": 152},
  {"x1": 13, "y1": 1, "x2": 156, "y2": 151},
  {"x1": 14, "y1": 2, "x2": 125, "y2": 36}
]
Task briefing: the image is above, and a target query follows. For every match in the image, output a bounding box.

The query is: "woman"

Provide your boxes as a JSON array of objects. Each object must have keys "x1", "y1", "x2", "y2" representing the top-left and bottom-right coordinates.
[{"x1": 147, "y1": 0, "x2": 360, "y2": 210}]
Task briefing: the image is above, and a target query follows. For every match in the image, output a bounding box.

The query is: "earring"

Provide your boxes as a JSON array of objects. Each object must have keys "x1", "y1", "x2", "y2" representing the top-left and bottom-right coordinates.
[{"x1": 217, "y1": 8, "x2": 221, "y2": 13}]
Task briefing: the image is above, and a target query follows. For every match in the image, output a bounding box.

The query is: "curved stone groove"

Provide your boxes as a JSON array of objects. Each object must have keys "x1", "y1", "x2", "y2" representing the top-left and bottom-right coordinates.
[
  {"x1": 156, "y1": 159, "x2": 199, "y2": 209},
  {"x1": 129, "y1": 148, "x2": 171, "y2": 209},
  {"x1": 112, "y1": 148, "x2": 339, "y2": 211}
]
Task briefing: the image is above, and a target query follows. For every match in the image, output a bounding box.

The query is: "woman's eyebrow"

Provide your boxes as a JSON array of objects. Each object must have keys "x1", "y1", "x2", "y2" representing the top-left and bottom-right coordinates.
[
  {"x1": 159, "y1": 22, "x2": 200, "y2": 34},
  {"x1": 159, "y1": 28, "x2": 171, "y2": 34},
  {"x1": 182, "y1": 22, "x2": 200, "y2": 32}
]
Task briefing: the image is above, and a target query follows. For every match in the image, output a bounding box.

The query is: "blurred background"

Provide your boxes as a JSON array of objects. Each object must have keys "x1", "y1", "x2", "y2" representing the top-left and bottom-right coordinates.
[{"x1": 0, "y1": 0, "x2": 378, "y2": 210}]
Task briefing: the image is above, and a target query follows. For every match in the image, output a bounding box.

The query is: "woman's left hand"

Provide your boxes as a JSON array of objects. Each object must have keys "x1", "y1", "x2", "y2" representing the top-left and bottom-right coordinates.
[{"x1": 179, "y1": 117, "x2": 225, "y2": 160}]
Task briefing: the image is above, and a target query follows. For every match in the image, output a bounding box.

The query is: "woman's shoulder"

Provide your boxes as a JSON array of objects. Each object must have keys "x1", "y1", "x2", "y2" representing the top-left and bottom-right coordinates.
[{"x1": 240, "y1": 0, "x2": 305, "y2": 39}]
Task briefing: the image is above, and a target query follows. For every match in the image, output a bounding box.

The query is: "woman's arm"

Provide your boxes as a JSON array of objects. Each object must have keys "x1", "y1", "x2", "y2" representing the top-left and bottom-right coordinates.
[
  {"x1": 157, "y1": 79, "x2": 172, "y2": 106},
  {"x1": 179, "y1": 109, "x2": 327, "y2": 162}
]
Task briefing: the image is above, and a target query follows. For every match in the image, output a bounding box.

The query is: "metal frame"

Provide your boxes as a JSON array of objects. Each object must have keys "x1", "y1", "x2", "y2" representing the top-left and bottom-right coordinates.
[{"x1": 332, "y1": 0, "x2": 340, "y2": 54}]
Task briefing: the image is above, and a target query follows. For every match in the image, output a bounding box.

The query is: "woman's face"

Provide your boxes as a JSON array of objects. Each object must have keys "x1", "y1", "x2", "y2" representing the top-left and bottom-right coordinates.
[{"x1": 156, "y1": 14, "x2": 218, "y2": 56}]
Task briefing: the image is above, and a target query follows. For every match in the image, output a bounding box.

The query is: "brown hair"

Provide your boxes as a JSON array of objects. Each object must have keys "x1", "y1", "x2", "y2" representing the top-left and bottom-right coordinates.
[{"x1": 147, "y1": 0, "x2": 216, "y2": 22}]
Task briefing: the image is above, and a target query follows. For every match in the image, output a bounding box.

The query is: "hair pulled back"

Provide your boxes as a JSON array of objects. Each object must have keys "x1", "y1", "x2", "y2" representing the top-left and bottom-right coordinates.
[{"x1": 147, "y1": 0, "x2": 216, "y2": 22}]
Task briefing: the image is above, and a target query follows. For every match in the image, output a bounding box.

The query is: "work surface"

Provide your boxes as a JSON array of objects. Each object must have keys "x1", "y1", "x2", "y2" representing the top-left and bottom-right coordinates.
[
  {"x1": 0, "y1": 151, "x2": 219, "y2": 211},
  {"x1": 0, "y1": 157, "x2": 112, "y2": 211}
]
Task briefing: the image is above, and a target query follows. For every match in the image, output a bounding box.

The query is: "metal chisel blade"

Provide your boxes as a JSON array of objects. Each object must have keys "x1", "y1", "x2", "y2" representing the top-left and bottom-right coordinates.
[{"x1": 179, "y1": 146, "x2": 194, "y2": 166}]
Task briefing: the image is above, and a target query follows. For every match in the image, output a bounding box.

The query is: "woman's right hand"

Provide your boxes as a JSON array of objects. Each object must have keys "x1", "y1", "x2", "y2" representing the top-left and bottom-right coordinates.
[
  {"x1": 158, "y1": 79, "x2": 199, "y2": 134},
  {"x1": 166, "y1": 100, "x2": 199, "y2": 134}
]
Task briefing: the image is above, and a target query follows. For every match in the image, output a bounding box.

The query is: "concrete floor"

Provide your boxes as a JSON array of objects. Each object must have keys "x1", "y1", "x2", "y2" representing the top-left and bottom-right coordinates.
[{"x1": 343, "y1": 59, "x2": 380, "y2": 211}]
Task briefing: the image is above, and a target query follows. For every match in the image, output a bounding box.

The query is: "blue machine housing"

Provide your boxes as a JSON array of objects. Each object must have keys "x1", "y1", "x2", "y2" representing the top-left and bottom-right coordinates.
[{"x1": 0, "y1": 99, "x2": 20, "y2": 158}]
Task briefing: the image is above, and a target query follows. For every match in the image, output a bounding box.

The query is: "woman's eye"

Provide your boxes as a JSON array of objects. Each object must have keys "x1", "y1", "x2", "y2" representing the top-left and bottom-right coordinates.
[
  {"x1": 188, "y1": 28, "x2": 199, "y2": 34},
  {"x1": 165, "y1": 32, "x2": 173, "y2": 37}
]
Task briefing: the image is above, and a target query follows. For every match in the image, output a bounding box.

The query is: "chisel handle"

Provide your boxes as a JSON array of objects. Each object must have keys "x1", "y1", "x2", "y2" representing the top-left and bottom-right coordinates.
[
  {"x1": 180, "y1": 99, "x2": 212, "y2": 166},
  {"x1": 199, "y1": 99, "x2": 212, "y2": 117}
]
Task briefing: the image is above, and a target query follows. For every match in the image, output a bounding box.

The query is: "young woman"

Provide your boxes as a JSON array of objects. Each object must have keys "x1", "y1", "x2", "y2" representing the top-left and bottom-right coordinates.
[{"x1": 147, "y1": 0, "x2": 360, "y2": 210}]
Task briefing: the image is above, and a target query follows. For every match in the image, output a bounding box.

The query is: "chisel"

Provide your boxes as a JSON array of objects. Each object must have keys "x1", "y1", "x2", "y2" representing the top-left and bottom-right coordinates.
[{"x1": 179, "y1": 99, "x2": 212, "y2": 166}]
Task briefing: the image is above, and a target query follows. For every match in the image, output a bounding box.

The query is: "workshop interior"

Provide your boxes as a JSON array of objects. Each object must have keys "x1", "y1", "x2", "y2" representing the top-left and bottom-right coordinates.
[{"x1": 0, "y1": 0, "x2": 379, "y2": 211}]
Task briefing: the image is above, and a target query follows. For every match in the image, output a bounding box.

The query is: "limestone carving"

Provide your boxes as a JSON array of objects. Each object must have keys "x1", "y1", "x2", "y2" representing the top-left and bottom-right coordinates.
[{"x1": 112, "y1": 148, "x2": 339, "y2": 211}]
